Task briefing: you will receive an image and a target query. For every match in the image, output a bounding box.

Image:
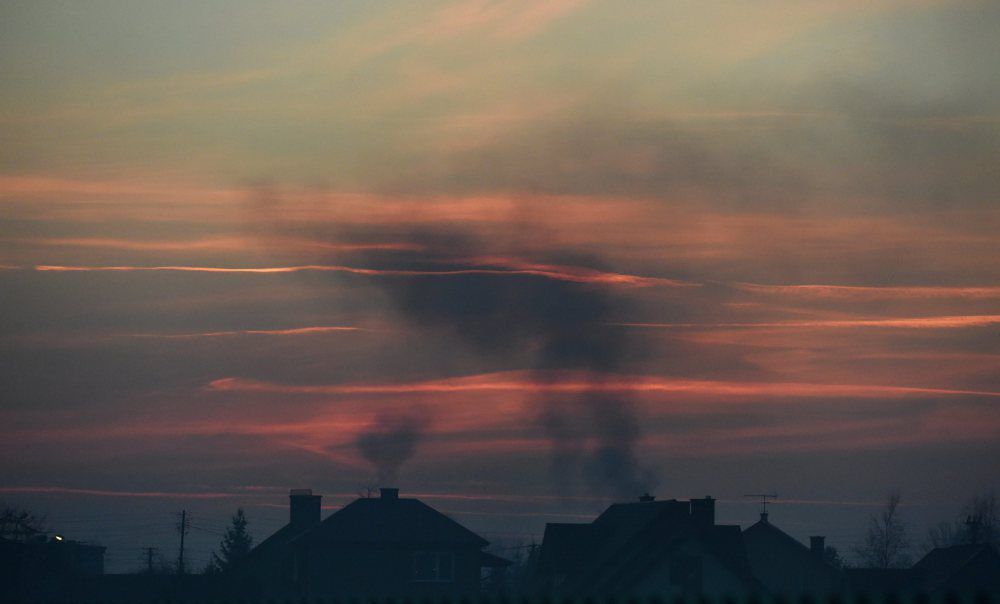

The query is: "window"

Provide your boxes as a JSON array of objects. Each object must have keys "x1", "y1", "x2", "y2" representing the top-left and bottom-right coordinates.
[{"x1": 413, "y1": 551, "x2": 455, "y2": 582}]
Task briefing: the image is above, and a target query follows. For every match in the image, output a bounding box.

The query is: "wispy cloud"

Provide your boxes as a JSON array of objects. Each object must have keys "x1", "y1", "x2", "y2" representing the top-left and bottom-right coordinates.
[
  {"x1": 33, "y1": 263, "x2": 687, "y2": 287},
  {"x1": 9, "y1": 236, "x2": 421, "y2": 254},
  {"x1": 615, "y1": 315, "x2": 1000, "y2": 330},
  {"x1": 205, "y1": 370, "x2": 1000, "y2": 399},
  {"x1": 127, "y1": 326, "x2": 363, "y2": 339},
  {"x1": 0, "y1": 486, "x2": 246, "y2": 499},
  {"x1": 733, "y1": 283, "x2": 1000, "y2": 300}
]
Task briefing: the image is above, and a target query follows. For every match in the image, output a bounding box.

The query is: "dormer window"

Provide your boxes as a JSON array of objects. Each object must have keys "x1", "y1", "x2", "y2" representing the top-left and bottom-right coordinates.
[{"x1": 413, "y1": 551, "x2": 454, "y2": 582}]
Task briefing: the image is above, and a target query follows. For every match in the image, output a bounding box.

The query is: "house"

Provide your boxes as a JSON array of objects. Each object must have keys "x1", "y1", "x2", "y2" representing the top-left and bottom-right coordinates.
[
  {"x1": 741, "y1": 511, "x2": 843, "y2": 596},
  {"x1": 843, "y1": 568, "x2": 918, "y2": 596},
  {"x1": 534, "y1": 494, "x2": 760, "y2": 597},
  {"x1": 844, "y1": 544, "x2": 1000, "y2": 596},
  {"x1": 214, "y1": 488, "x2": 323, "y2": 598},
  {"x1": 0, "y1": 534, "x2": 106, "y2": 602},
  {"x1": 910, "y1": 543, "x2": 1000, "y2": 596},
  {"x1": 221, "y1": 487, "x2": 509, "y2": 599}
]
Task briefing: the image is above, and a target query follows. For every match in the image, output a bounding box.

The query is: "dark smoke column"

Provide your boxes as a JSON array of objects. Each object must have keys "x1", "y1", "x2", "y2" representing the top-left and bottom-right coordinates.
[{"x1": 363, "y1": 234, "x2": 656, "y2": 498}]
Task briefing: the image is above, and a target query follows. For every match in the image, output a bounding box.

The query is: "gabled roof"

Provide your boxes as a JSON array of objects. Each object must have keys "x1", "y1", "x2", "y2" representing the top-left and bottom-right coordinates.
[
  {"x1": 292, "y1": 496, "x2": 488, "y2": 547},
  {"x1": 225, "y1": 521, "x2": 310, "y2": 579},
  {"x1": 538, "y1": 498, "x2": 760, "y2": 595},
  {"x1": 743, "y1": 516, "x2": 836, "y2": 570},
  {"x1": 579, "y1": 520, "x2": 759, "y2": 594}
]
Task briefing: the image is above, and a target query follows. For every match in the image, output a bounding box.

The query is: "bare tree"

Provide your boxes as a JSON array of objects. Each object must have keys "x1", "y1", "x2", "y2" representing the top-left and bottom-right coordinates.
[
  {"x1": 855, "y1": 490, "x2": 910, "y2": 568},
  {"x1": 926, "y1": 520, "x2": 958, "y2": 550},
  {"x1": 962, "y1": 491, "x2": 998, "y2": 547},
  {"x1": 0, "y1": 504, "x2": 45, "y2": 542},
  {"x1": 923, "y1": 490, "x2": 998, "y2": 552}
]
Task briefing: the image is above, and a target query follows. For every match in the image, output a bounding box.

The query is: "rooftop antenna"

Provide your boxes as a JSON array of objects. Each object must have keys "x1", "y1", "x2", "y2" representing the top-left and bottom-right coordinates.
[{"x1": 744, "y1": 493, "x2": 778, "y2": 522}]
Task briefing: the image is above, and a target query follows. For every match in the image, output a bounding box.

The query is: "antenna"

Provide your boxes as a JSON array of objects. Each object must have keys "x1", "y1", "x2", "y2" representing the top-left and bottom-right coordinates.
[{"x1": 744, "y1": 493, "x2": 778, "y2": 518}]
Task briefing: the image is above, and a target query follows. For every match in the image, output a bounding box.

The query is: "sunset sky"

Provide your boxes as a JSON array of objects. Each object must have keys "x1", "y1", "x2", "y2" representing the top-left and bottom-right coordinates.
[{"x1": 1, "y1": 0, "x2": 998, "y2": 572}]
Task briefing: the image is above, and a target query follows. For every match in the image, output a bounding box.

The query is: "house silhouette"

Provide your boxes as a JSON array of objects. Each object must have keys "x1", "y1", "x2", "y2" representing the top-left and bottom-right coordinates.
[
  {"x1": 0, "y1": 534, "x2": 105, "y2": 602},
  {"x1": 845, "y1": 543, "x2": 1000, "y2": 597},
  {"x1": 741, "y1": 511, "x2": 842, "y2": 596},
  {"x1": 218, "y1": 487, "x2": 509, "y2": 599},
  {"x1": 534, "y1": 494, "x2": 760, "y2": 597}
]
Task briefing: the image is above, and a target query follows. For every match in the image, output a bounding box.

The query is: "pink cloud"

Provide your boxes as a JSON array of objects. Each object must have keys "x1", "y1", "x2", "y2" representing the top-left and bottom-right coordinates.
[{"x1": 204, "y1": 370, "x2": 1000, "y2": 400}]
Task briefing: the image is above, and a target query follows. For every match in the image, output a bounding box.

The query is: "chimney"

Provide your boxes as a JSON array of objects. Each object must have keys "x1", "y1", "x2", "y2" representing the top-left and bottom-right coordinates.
[
  {"x1": 289, "y1": 489, "x2": 322, "y2": 529},
  {"x1": 810, "y1": 536, "x2": 825, "y2": 557},
  {"x1": 638, "y1": 493, "x2": 655, "y2": 502},
  {"x1": 690, "y1": 496, "x2": 715, "y2": 527},
  {"x1": 380, "y1": 487, "x2": 399, "y2": 500}
]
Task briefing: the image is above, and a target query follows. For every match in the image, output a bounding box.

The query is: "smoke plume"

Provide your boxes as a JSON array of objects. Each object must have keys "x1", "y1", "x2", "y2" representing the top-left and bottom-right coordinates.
[
  {"x1": 248, "y1": 194, "x2": 657, "y2": 497},
  {"x1": 359, "y1": 229, "x2": 656, "y2": 497},
  {"x1": 355, "y1": 413, "x2": 426, "y2": 485}
]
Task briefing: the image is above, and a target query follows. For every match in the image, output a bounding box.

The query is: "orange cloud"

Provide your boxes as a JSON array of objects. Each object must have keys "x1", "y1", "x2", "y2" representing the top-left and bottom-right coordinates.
[
  {"x1": 733, "y1": 282, "x2": 1000, "y2": 300},
  {"x1": 127, "y1": 326, "x2": 364, "y2": 339},
  {"x1": 33, "y1": 262, "x2": 687, "y2": 287},
  {"x1": 205, "y1": 370, "x2": 1000, "y2": 400},
  {"x1": 615, "y1": 314, "x2": 1000, "y2": 330},
  {"x1": 0, "y1": 175, "x2": 240, "y2": 202}
]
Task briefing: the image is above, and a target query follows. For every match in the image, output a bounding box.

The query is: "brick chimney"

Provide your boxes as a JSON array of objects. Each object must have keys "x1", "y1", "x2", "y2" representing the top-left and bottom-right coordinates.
[
  {"x1": 810, "y1": 535, "x2": 826, "y2": 557},
  {"x1": 690, "y1": 496, "x2": 715, "y2": 527},
  {"x1": 380, "y1": 487, "x2": 399, "y2": 500},
  {"x1": 289, "y1": 489, "x2": 322, "y2": 529}
]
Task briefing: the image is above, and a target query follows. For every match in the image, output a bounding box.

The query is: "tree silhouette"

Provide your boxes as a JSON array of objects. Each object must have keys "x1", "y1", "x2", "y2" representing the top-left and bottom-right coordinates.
[
  {"x1": 961, "y1": 491, "x2": 998, "y2": 547},
  {"x1": 824, "y1": 545, "x2": 843, "y2": 569},
  {"x1": 211, "y1": 508, "x2": 254, "y2": 571},
  {"x1": 925, "y1": 490, "x2": 999, "y2": 551},
  {"x1": 854, "y1": 490, "x2": 910, "y2": 568},
  {"x1": 0, "y1": 504, "x2": 45, "y2": 542}
]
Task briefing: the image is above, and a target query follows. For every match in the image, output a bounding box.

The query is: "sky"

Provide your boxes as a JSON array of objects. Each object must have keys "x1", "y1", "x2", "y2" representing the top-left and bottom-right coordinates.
[{"x1": 1, "y1": 0, "x2": 998, "y2": 573}]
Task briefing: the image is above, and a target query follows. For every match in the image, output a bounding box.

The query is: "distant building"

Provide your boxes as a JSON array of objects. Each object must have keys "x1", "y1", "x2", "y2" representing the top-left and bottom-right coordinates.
[
  {"x1": 534, "y1": 494, "x2": 760, "y2": 597},
  {"x1": 844, "y1": 544, "x2": 1000, "y2": 596},
  {"x1": 742, "y1": 511, "x2": 843, "y2": 596},
  {"x1": 911, "y1": 543, "x2": 1000, "y2": 596},
  {"x1": 0, "y1": 535, "x2": 105, "y2": 602},
  {"x1": 220, "y1": 487, "x2": 509, "y2": 599}
]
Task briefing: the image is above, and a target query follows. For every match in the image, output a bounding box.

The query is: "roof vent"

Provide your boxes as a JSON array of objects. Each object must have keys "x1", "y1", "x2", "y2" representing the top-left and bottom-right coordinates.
[
  {"x1": 380, "y1": 487, "x2": 399, "y2": 500},
  {"x1": 639, "y1": 493, "x2": 655, "y2": 502}
]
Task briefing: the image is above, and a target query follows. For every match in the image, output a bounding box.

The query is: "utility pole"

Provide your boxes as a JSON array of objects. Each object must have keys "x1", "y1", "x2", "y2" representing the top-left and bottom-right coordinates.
[
  {"x1": 142, "y1": 546, "x2": 159, "y2": 574},
  {"x1": 176, "y1": 510, "x2": 190, "y2": 575}
]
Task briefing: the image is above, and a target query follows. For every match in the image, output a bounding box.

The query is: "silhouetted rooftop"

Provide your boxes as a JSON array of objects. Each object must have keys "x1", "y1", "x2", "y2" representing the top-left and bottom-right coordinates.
[
  {"x1": 912, "y1": 543, "x2": 1000, "y2": 594},
  {"x1": 292, "y1": 495, "x2": 488, "y2": 547}
]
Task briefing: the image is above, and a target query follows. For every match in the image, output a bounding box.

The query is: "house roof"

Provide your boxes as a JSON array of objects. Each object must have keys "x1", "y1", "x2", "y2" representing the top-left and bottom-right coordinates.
[
  {"x1": 580, "y1": 521, "x2": 759, "y2": 594},
  {"x1": 225, "y1": 521, "x2": 309, "y2": 580},
  {"x1": 912, "y1": 543, "x2": 1000, "y2": 593},
  {"x1": 536, "y1": 523, "x2": 595, "y2": 575},
  {"x1": 743, "y1": 516, "x2": 837, "y2": 570},
  {"x1": 538, "y1": 498, "x2": 759, "y2": 595},
  {"x1": 292, "y1": 496, "x2": 488, "y2": 547}
]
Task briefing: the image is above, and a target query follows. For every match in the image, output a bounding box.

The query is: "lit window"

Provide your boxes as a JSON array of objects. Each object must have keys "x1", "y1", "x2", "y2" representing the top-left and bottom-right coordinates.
[{"x1": 413, "y1": 552, "x2": 455, "y2": 582}]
